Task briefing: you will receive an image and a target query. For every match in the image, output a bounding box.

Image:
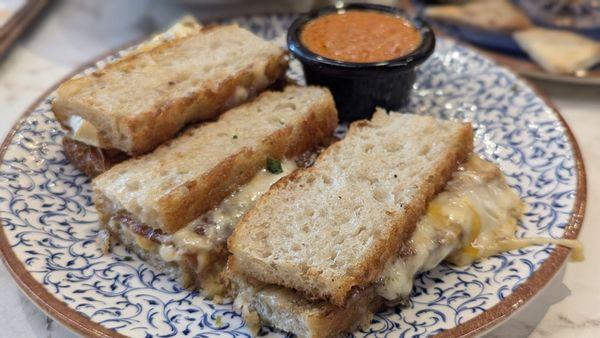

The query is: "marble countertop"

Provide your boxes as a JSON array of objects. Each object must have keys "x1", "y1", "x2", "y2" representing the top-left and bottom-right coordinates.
[{"x1": 0, "y1": 1, "x2": 598, "y2": 337}]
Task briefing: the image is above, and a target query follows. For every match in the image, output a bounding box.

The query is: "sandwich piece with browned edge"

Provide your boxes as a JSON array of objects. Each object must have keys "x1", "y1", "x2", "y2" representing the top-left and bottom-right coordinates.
[
  {"x1": 224, "y1": 110, "x2": 582, "y2": 338},
  {"x1": 53, "y1": 18, "x2": 288, "y2": 176},
  {"x1": 93, "y1": 86, "x2": 338, "y2": 291},
  {"x1": 228, "y1": 110, "x2": 474, "y2": 307}
]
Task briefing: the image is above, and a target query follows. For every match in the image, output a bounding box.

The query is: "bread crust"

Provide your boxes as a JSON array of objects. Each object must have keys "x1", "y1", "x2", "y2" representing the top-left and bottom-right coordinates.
[
  {"x1": 158, "y1": 90, "x2": 336, "y2": 233},
  {"x1": 93, "y1": 86, "x2": 338, "y2": 234},
  {"x1": 62, "y1": 137, "x2": 129, "y2": 177},
  {"x1": 224, "y1": 257, "x2": 384, "y2": 338},
  {"x1": 333, "y1": 119, "x2": 473, "y2": 305},
  {"x1": 229, "y1": 113, "x2": 473, "y2": 306},
  {"x1": 52, "y1": 25, "x2": 288, "y2": 155}
]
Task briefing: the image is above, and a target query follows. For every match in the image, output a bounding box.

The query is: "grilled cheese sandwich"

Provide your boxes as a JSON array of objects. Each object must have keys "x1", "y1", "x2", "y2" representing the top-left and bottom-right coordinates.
[
  {"x1": 225, "y1": 112, "x2": 583, "y2": 338},
  {"x1": 94, "y1": 86, "x2": 338, "y2": 291}
]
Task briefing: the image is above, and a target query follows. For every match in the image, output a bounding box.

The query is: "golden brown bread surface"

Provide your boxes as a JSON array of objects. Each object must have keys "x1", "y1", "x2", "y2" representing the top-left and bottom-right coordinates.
[
  {"x1": 513, "y1": 28, "x2": 600, "y2": 74},
  {"x1": 228, "y1": 110, "x2": 473, "y2": 306},
  {"x1": 52, "y1": 24, "x2": 287, "y2": 155},
  {"x1": 92, "y1": 86, "x2": 338, "y2": 234},
  {"x1": 224, "y1": 257, "x2": 383, "y2": 338}
]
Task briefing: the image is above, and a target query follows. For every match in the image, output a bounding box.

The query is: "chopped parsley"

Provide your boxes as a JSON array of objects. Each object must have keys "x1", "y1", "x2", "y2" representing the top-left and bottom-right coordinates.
[
  {"x1": 232, "y1": 134, "x2": 238, "y2": 139},
  {"x1": 266, "y1": 157, "x2": 283, "y2": 174},
  {"x1": 215, "y1": 315, "x2": 222, "y2": 326},
  {"x1": 123, "y1": 256, "x2": 133, "y2": 261}
]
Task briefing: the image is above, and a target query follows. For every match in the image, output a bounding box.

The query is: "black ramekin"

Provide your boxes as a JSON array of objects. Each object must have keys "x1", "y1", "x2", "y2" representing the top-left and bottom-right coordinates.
[{"x1": 287, "y1": 3, "x2": 436, "y2": 121}]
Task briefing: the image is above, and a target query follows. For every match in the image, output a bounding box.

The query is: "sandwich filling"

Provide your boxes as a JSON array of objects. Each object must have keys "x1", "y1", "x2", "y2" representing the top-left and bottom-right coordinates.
[
  {"x1": 230, "y1": 154, "x2": 583, "y2": 336},
  {"x1": 379, "y1": 154, "x2": 582, "y2": 302},
  {"x1": 102, "y1": 151, "x2": 325, "y2": 293}
]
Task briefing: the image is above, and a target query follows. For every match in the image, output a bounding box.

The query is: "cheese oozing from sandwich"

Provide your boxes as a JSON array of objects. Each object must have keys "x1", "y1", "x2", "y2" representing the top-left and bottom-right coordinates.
[
  {"x1": 158, "y1": 158, "x2": 299, "y2": 264},
  {"x1": 378, "y1": 154, "x2": 582, "y2": 302},
  {"x1": 106, "y1": 158, "x2": 299, "y2": 295}
]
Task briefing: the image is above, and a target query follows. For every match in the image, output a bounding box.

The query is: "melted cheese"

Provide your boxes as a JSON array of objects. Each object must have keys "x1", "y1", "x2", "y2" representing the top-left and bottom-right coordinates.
[
  {"x1": 158, "y1": 159, "x2": 298, "y2": 262},
  {"x1": 378, "y1": 155, "x2": 584, "y2": 302},
  {"x1": 66, "y1": 16, "x2": 202, "y2": 147},
  {"x1": 221, "y1": 60, "x2": 273, "y2": 110},
  {"x1": 66, "y1": 115, "x2": 101, "y2": 147},
  {"x1": 223, "y1": 86, "x2": 250, "y2": 110}
]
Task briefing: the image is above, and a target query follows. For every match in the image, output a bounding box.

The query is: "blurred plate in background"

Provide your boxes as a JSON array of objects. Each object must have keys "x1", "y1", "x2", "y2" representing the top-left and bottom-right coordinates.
[{"x1": 408, "y1": 0, "x2": 600, "y2": 85}]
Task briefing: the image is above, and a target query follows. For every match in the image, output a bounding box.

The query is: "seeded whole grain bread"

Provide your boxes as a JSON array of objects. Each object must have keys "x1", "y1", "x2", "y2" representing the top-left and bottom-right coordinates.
[
  {"x1": 228, "y1": 109, "x2": 473, "y2": 306},
  {"x1": 224, "y1": 258, "x2": 383, "y2": 338},
  {"x1": 52, "y1": 24, "x2": 287, "y2": 155},
  {"x1": 103, "y1": 217, "x2": 227, "y2": 295},
  {"x1": 93, "y1": 86, "x2": 338, "y2": 234}
]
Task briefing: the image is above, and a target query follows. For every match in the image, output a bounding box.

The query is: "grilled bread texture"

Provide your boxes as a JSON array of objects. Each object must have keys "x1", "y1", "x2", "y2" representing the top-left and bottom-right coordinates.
[
  {"x1": 228, "y1": 109, "x2": 473, "y2": 306},
  {"x1": 53, "y1": 24, "x2": 287, "y2": 155},
  {"x1": 224, "y1": 258, "x2": 383, "y2": 338},
  {"x1": 93, "y1": 86, "x2": 338, "y2": 234}
]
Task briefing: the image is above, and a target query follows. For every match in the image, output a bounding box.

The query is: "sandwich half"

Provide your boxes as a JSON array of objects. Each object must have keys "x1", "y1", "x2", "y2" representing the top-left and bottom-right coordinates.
[
  {"x1": 228, "y1": 109, "x2": 473, "y2": 306},
  {"x1": 93, "y1": 86, "x2": 338, "y2": 290},
  {"x1": 54, "y1": 18, "x2": 288, "y2": 176},
  {"x1": 225, "y1": 110, "x2": 582, "y2": 337}
]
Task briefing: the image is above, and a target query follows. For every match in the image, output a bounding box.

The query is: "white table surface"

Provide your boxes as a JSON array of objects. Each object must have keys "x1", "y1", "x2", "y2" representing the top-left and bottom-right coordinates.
[{"x1": 0, "y1": 1, "x2": 598, "y2": 337}]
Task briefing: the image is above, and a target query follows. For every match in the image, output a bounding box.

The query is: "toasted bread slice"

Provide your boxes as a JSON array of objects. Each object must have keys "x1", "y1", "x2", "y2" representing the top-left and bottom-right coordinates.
[
  {"x1": 225, "y1": 258, "x2": 383, "y2": 338},
  {"x1": 425, "y1": 0, "x2": 532, "y2": 32},
  {"x1": 228, "y1": 109, "x2": 473, "y2": 306},
  {"x1": 93, "y1": 86, "x2": 338, "y2": 234},
  {"x1": 514, "y1": 28, "x2": 600, "y2": 74},
  {"x1": 53, "y1": 24, "x2": 287, "y2": 155}
]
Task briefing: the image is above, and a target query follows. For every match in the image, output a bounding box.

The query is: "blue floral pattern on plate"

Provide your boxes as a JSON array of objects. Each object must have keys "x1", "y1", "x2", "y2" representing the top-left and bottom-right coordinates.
[{"x1": 0, "y1": 14, "x2": 580, "y2": 337}]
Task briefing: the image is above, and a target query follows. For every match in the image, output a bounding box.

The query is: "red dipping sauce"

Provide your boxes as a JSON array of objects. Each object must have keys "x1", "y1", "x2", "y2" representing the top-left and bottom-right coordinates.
[{"x1": 300, "y1": 11, "x2": 422, "y2": 63}]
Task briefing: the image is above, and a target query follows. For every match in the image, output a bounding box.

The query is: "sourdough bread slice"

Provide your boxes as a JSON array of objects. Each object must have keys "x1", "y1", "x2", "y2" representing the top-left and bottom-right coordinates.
[
  {"x1": 93, "y1": 86, "x2": 338, "y2": 234},
  {"x1": 228, "y1": 109, "x2": 473, "y2": 306},
  {"x1": 225, "y1": 258, "x2": 382, "y2": 338},
  {"x1": 53, "y1": 24, "x2": 287, "y2": 155}
]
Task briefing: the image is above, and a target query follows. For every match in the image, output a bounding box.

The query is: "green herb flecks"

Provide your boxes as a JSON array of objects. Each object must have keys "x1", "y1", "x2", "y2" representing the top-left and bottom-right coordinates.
[
  {"x1": 266, "y1": 157, "x2": 283, "y2": 174},
  {"x1": 232, "y1": 134, "x2": 238, "y2": 139},
  {"x1": 215, "y1": 315, "x2": 222, "y2": 326}
]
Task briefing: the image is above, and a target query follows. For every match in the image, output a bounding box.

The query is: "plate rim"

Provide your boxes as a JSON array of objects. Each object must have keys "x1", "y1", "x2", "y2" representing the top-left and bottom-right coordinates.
[{"x1": 0, "y1": 35, "x2": 587, "y2": 338}]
